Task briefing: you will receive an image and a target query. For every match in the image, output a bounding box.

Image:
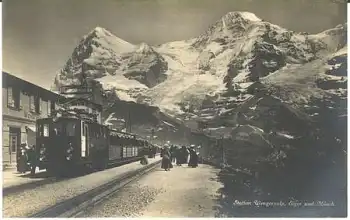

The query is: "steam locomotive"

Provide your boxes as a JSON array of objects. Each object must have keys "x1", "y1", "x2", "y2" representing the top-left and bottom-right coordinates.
[{"x1": 36, "y1": 116, "x2": 159, "y2": 176}]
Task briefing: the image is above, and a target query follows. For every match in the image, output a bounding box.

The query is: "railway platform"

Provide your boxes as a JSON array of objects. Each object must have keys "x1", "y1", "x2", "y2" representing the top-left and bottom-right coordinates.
[{"x1": 3, "y1": 156, "x2": 162, "y2": 217}]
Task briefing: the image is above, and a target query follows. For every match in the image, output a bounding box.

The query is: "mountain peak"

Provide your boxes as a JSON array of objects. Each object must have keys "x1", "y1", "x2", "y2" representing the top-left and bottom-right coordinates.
[
  {"x1": 222, "y1": 11, "x2": 262, "y2": 23},
  {"x1": 86, "y1": 26, "x2": 114, "y2": 38},
  {"x1": 80, "y1": 26, "x2": 135, "y2": 54},
  {"x1": 93, "y1": 26, "x2": 106, "y2": 32},
  {"x1": 136, "y1": 42, "x2": 155, "y2": 54},
  {"x1": 219, "y1": 11, "x2": 262, "y2": 31},
  {"x1": 192, "y1": 11, "x2": 265, "y2": 48}
]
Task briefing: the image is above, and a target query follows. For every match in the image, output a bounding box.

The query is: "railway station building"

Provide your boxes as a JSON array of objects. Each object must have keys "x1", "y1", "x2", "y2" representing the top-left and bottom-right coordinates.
[{"x1": 2, "y1": 72, "x2": 64, "y2": 169}]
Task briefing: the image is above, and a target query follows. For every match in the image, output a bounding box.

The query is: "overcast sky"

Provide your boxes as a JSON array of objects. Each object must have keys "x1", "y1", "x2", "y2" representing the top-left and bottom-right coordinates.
[{"x1": 3, "y1": 0, "x2": 346, "y2": 89}]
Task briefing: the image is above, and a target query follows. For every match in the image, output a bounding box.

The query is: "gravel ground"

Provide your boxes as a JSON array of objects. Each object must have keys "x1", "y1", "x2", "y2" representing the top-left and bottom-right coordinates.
[
  {"x1": 3, "y1": 168, "x2": 48, "y2": 189},
  {"x1": 78, "y1": 164, "x2": 223, "y2": 217},
  {"x1": 2, "y1": 157, "x2": 161, "y2": 217}
]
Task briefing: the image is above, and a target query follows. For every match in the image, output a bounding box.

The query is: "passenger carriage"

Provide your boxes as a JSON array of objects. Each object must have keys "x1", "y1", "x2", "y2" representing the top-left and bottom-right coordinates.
[{"x1": 36, "y1": 116, "x2": 150, "y2": 175}]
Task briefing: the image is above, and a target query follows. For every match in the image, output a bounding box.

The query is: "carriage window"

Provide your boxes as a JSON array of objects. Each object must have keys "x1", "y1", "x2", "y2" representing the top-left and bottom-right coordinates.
[
  {"x1": 38, "y1": 124, "x2": 43, "y2": 136},
  {"x1": 82, "y1": 122, "x2": 85, "y2": 136},
  {"x1": 43, "y1": 124, "x2": 49, "y2": 137},
  {"x1": 66, "y1": 122, "x2": 76, "y2": 136},
  {"x1": 53, "y1": 123, "x2": 63, "y2": 136}
]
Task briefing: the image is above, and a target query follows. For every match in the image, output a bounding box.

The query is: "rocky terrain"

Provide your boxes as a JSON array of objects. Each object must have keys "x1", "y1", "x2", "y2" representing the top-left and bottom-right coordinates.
[{"x1": 53, "y1": 11, "x2": 347, "y2": 216}]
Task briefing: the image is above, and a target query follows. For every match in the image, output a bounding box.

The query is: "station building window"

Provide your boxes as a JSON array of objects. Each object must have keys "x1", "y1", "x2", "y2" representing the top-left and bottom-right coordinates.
[{"x1": 7, "y1": 87, "x2": 21, "y2": 110}]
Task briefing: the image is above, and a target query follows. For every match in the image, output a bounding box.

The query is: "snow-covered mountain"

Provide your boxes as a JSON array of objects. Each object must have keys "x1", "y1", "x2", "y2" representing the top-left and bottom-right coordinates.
[
  {"x1": 54, "y1": 27, "x2": 135, "y2": 88},
  {"x1": 53, "y1": 11, "x2": 346, "y2": 135},
  {"x1": 52, "y1": 13, "x2": 347, "y2": 203}
]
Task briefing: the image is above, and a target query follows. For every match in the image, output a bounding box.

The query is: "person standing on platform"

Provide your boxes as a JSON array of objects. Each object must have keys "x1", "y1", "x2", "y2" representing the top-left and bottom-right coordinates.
[
  {"x1": 17, "y1": 144, "x2": 28, "y2": 174},
  {"x1": 180, "y1": 146, "x2": 189, "y2": 164},
  {"x1": 161, "y1": 145, "x2": 173, "y2": 171},
  {"x1": 28, "y1": 145, "x2": 38, "y2": 176},
  {"x1": 152, "y1": 146, "x2": 156, "y2": 158},
  {"x1": 188, "y1": 147, "x2": 199, "y2": 168},
  {"x1": 170, "y1": 145, "x2": 176, "y2": 164},
  {"x1": 160, "y1": 147, "x2": 164, "y2": 157},
  {"x1": 175, "y1": 146, "x2": 182, "y2": 166}
]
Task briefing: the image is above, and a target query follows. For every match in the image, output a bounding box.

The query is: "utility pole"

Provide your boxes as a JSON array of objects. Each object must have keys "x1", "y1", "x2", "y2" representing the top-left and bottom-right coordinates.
[
  {"x1": 163, "y1": 127, "x2": 167, "y2": 145},
  {"x1": 151, "y1": 128, "x2": 155, "y2": 143},
  {"x1": 221, "y1": 136, "x2": 225, "y2": 167},
  {"x1": 128, "y1": 111, "x2": 131, "y2": 133},
  {"x1": 126, "y1": 110, "x2": 131, "y2": 133}
]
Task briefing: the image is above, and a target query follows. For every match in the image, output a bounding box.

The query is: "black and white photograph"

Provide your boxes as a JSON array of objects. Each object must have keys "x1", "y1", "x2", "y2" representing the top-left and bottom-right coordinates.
[{"x1": 2, "y1": 0, "x2": 348, "y2": 218}]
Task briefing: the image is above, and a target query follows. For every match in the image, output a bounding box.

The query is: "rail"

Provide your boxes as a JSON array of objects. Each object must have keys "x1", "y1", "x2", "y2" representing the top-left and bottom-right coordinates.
[{"x1": 29, "y1": 160, "x2": 161, "y2": 218}]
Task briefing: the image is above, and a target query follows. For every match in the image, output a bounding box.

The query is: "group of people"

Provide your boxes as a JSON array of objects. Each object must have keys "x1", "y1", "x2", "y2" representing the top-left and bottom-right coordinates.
[
  {"x1": 161, "y1": 145, "x2": 199, "y2": 171},
  {"x1": 17, "y1": 144, "x2": 38, "y2": 175}
]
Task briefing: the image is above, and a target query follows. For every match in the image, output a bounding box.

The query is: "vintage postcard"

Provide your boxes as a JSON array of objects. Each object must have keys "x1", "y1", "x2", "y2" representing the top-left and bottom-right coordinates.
[{"x1": 2, "y1": 0, "x2": 347, "y2": 218}]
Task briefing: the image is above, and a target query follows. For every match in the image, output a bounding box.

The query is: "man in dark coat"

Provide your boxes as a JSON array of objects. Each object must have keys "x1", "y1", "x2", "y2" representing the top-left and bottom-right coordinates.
[
  {"x1": 27, "y1": 145, "x2": 39, "y2": 175},
  {"x1": 175, "y1": 147, "x2": 182, "y2": 166},
  {"x1": 161, "y1": 147, "x2": 172, "y2": 171},
  {"x1": 188, "y1": 147, "x2": 199, "y2": 168}
]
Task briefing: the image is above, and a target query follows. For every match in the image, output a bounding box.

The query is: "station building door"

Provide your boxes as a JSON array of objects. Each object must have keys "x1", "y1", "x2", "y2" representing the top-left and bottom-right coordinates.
[{"x1": 9, "y1": 127, "x2": 21, "y2": 166}]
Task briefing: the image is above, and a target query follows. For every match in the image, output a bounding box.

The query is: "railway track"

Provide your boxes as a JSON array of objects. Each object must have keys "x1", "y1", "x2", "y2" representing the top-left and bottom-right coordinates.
[
  {"x1": 29, "y1": 160, "x2": 161, "y2": 218},
  {"x1": 3, "y1": 157, "x2": 144, "y2": 197}
]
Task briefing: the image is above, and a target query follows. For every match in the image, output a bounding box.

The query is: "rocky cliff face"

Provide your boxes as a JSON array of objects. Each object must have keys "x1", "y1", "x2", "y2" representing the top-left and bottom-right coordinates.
[{"x1": 123, "y1": 43, "x2": 168, "y2": 87}]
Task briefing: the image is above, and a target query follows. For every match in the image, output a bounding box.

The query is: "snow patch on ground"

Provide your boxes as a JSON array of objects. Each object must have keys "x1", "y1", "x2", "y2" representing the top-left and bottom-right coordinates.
[
  {"x1": 144, "y1": 71, "x2": 224, "y2": 115},
  {"x1": 97, "y1": 74, "x2": 147, "y2": 89},
  {"x1": 104, "y1": 113, "x2": 126, "y2": 126},
  {"x1": 162, "y1": 121, "x2": 176, "y2": 128},
  {"x1": 331, "y1": 45, "x2": 347, "y2": 57},
  {"x1": 97, "y1": 74, "x2": 148, "y2": 102},
  {"x1": 205, "y1": 42, "x2": 225, "y2": 56},
  {"x1": 276, "y1": 132, "x2": 295, "y2": 139}
]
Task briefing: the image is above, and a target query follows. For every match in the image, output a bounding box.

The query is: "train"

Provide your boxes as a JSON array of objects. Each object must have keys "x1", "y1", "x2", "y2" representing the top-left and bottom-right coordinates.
[{"x1": 35, "y1": 116, "x2": 160, "y2": 176}]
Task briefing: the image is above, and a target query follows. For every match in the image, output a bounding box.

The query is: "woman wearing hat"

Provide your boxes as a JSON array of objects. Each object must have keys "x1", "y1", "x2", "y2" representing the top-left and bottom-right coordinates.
[{"x1": 161, "y1": 145, "x2": 173, "y2": 171}]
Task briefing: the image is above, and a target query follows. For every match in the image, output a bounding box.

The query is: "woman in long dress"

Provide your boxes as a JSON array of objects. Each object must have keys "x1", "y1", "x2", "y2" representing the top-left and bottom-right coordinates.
[
  {"x1": 175, "y1": 147, "x2": 182, "y2": 166},
  {"x1": 161, "y1": 147, "x2": 172, "y2": 171},
  {"x1": 17, "y1": 145, "x2": 28, "y2": 173},
  {"x1": 188, "y1": 147, "x2": 199, "y2": 168},
  {"x1": 180, "y1": 146, "x2": 189, "y2": 164}
]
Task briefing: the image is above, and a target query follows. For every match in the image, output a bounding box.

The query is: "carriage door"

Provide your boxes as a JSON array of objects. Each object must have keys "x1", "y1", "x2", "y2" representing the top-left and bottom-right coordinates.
[{"x1": 81, "y1": 122, "x2": 88, "y2": 158}]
